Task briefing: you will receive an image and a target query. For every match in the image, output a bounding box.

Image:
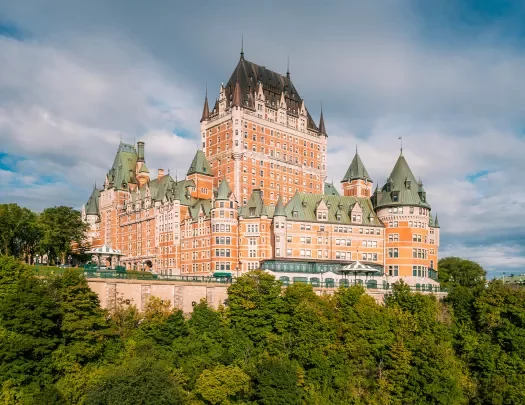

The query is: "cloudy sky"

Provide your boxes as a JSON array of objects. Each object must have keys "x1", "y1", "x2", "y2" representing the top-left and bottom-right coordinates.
[{"x1": 1, "y1": 0, "x2": 524, "y2": 276}]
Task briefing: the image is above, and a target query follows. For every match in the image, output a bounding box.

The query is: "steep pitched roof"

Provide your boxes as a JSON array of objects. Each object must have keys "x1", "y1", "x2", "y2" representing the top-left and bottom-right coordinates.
[
  {"x1": 280, "y1": 192, "x2": 382, "y2": 226},
  {"x1": 107, "y1": 142, "x2": 138, "y2": 190},
  {"x1": 200, "y1": 92, "x2": 210, "y2": 122},
  {"x1": 216, "y1": 179, "x2": 232, "y2": 200},
  {"x1": 187, "y1": 150, "x2": 213, "y2": 177},
  {"x1": 324, "y1": 182, "x2": 340, "y2": 196},
  {"x1": 224, "y1": 57, "x2": 319, "y2": 132},
  {"x1": 274, "y1": 195, "x2": 286, "y2": 216},
  {"x1": 376, "y1": 153, "x2": 430, "y2": 209},
  {"x1": 138, "y1": 163, "x2": 150, "y2": 174},
  {"x1": 239, "y1": 189, "x2": 266, "y2": 217},
  {"x1": 342, "y1": 151, "x2": 372, "y2": 183},
  {"x1": 85, "y1": 188, "x2": 101, "y2": 215},
  {"x1": 318, "y1": 109, "x2": 327, "y2": 136}
]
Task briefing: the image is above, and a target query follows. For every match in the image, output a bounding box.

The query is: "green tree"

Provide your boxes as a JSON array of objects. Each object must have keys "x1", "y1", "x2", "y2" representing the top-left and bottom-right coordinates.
[
  {"x1": 195, "y1": 365, "x2": 250, "y2": 404},
  {"x1": 227, "y1": 270, "x2": 282, "y2": 342},
  {"x1": 39, "y1": 206, "x2": 87, "y2": 265},
  {"x1": 50, "y1": 269, "x2": 109, "y2": 372},
  {"x1": 84, "y1": 356, "x2": 186, "y2": 405},
  {"x1": 438, "y1": 257, "x2": 486, "y2": 288},
  {"x1": 255, "y1": 358, "x2": 302, "y2": 405}
]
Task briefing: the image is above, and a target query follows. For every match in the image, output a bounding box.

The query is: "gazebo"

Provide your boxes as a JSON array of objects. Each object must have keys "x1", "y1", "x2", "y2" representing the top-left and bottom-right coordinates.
[
  {"x1": 339, "y1": 260, "x2": 380, "y2": 285},
  {"x1": 87, "y1": 245, "x2": 124, "y2": 269}
]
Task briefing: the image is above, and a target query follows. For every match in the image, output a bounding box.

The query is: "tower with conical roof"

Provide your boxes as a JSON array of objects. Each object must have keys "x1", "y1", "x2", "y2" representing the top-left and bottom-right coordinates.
[
  {"x1": 210, "y1": 178, "x2": 239, "y2": 275},
  {"x1": 186, "y1": 150, "x2": 214, "y2": 199},
  {"x1": 199, "y1": 46, "x2": 328, "y2": 206},
  {"x1": 374, "y1": 150, "x2": 439, "y2": 280},
  {"x1": 341, "y1": 148, "x2": 373, "y2": 197}
]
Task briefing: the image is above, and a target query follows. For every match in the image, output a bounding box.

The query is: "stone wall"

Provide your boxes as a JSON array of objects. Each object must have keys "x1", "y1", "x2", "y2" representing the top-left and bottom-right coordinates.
[{"x1": 87, "y1": 278, "x2": 447, "y2": 314}]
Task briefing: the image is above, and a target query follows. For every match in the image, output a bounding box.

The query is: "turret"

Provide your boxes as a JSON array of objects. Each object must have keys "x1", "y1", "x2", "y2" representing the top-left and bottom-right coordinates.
[
  {"x1": 186, "y1": 150, "x2": 213, "y2": 199},
  {"x1": 318, "y1": 108, "x2": 327, "y2": 137},
  {"x1": 200, "y1": 89, "x2": 210, "y2": 123},
  {"x1": 341, "y1": 148, "x2": 373, "y2": 197}
]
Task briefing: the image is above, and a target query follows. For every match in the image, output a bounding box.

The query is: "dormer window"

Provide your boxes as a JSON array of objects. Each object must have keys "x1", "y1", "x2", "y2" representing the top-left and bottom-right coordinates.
[
  {"x1": 336, "y1": 214, "x2": 341, "y2": 221},
  {"x1": 405, "y1": 179, "x2": 411, "y2": 190},
  {"x1": 292, "y1": 210, "x2": 298, "y2": 218},
  {"x1": 391, "y1": 191, "x2": 400, "y2": 202},
  {"x1": 249, "y1": 207, "x2": 255, "y2": 216}
]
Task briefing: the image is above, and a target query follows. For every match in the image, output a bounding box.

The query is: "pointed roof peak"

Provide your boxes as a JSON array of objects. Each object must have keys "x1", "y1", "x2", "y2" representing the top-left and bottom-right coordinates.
[
  {"x1": 200, "y1": 85, "x2": 210, "y2": 122},
  {"x1": 216, "y1": 178, "x2": 232, "y2": 200},
  {"x1": 286, "y1": 54, "x2": 290, "y2": 79},
  {"x1": 342, "y1": 151, "x2": 372, "y2": 183},
  {"x1": 187, "y1": 150, "x2": 213, "y2": 177},
  {"x1": 274, "y1": 195, "x2": 286, "y2": 216},
  {"x1": 319, "y1": 104, "x2": 327, "y2": 136}
]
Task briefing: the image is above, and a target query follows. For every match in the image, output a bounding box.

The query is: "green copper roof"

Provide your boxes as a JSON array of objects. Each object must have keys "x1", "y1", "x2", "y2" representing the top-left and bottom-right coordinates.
[
  {"x1": 324, "y1": 182, "x2": 340, "y2": 196},
  {"x1": 434, "y1": 214, "x2": 439, "y2": 228},
  {"x1": 138, "y1": 163, "x2": 149, "y2": 173},
  {"x1": 107, "y1": 143, "x2": 138, "y2": 190},
  {"x1": 187, "y1": 150, "x2": 213, "y2": 177},
  {"x1": 85, "y1": 189, "x2": 100, "y2": 215},
  {"x1": 239, "y1": 189, "x2": 266, "y2": 217},
  {"x1": 376, "y1": 153, "x2": 430, "y2": 209},
  {"x1": 283, "y1": 192, "x2": 382, "y2": 226},
  {"x1": 216, "y1": 179, "x2": 232, "y2": 200},
  {"x1": 342, "y1": 151, "x2": 372, "y2": 183},
  {"x1": 274, "y1": 196, "x2": 286, "y2": 216}
]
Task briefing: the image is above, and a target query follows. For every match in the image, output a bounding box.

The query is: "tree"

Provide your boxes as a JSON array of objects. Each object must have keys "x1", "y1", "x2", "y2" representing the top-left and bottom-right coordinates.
[
  {"x1": 84, "y1": 356, "x2": 186, "y2": 405},
  {"x1": 0, "y1": 204, "x2": 41, "y2": 260},
  {"x1": 195, "y1": 365, "x2": 250, "y2": 404},
  {"x1": 49, "y1": 269, "x2": 109, "y2": 372},
  {"x1": 255, "y1": 358, "x2": 302, "y2": 405},
  {"x1": 438, "y1": 257, "x2": 486, "y2": 288},
  {"x1": 39, "y1": 206, "x2": 87, "y2": 265},
  {"x1": 227, "y1": 270, "x2": 282, "y2": 342}
]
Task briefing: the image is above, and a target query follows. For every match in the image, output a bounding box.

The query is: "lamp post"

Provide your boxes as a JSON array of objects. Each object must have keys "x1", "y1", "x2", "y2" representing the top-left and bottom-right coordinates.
[{"x1": 35, "y1": 254, "x2": 40, "y2": 268}]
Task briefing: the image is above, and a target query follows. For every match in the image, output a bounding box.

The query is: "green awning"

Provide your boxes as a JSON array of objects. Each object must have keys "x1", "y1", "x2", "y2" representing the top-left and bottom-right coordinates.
[{"x1": 213, "y1": 272, "x2": 232, "y2": 278}]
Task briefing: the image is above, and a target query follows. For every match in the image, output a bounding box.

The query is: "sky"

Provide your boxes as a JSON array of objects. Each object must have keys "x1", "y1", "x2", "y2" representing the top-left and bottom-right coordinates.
[{"x1": 1, "y1": 0, "x2": 524, "y2": 276}]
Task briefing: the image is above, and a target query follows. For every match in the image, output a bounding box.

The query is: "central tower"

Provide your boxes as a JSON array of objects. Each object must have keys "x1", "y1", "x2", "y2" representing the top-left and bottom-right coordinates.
[{"x1": 200, "y1": 50, "x2": 328, "y2": 205}]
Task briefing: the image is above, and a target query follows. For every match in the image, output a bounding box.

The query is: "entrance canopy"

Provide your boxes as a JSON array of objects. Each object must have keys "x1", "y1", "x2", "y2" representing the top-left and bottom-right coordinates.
[
  {"x1": 87, "y1": 245, "x2": 124, "y2": 256},
  {"x1": 340, "y1": 260, "x2": 380, "y2": 275}
]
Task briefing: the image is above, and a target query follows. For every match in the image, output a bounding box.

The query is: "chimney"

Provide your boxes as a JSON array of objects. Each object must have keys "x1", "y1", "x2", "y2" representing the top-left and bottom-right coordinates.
[
  {"x1": 137, "y1": 141, "x2": 145, "y2": 162},
  {"x1": 158, "y1": 169, "x2": 164, "y2": 179}
]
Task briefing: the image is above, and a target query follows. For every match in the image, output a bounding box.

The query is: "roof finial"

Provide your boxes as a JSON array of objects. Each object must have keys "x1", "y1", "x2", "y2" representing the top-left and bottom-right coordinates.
[
  {"x1": 398, "y1": 136, "x2": 403, "y2": 155},
  {"x1": 356, "y1": 144, "x2": 358, "y2": 155},
  {"x1": 240, "y1": 35, "x2": 244, "y2": 59},
  {"x1": 286, "y1": 54, "x2": 290, "y2": 79}
]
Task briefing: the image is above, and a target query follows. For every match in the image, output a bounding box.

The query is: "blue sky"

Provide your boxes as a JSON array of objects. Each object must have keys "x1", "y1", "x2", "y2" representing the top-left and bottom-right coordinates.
[{"x1": 1, "y1": 0, "x2": 525, "y2": 276}]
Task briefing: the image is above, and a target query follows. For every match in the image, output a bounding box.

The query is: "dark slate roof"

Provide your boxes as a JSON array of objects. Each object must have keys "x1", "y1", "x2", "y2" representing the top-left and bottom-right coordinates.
[
  {"x1": 376, "y1": 153, "x2": 431, "y2": 209},
  {"x1": 187, "y1": 150, "x2": 213, "y2": 177},
  {"x1": 216, "y1": 179, "x2": 232, "y2": 200},
  {"x1": 85, "y1": 188, "x2": 101, "y2": 215},
  {"x1": 224, "y1": 56, "x2": 320, "y2": 132},
  {"x1": 342, "y1": 151, "x2": 372, "y2": 183},
  {"x1": 107, "y1": 142, "x2": 138, "y2": 190},
  {"x1": 318, "y1": 109, "x2": 327, "y2": 136},
  {"x1": 324, "y1": 182, "x2": 340, "y2": 196},
  {"x1": 200, "y1": 93, "x2": 210, "y2": 122},
  {"x1": 284, "y1": 192, "x2": 383, "y2": 226}
]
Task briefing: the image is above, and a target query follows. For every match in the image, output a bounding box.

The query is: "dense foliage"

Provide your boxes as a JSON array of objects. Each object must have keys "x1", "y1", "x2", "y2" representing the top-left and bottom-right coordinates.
[
  {"x1": 0, "y1": 203, "x2": 87, "y2": 265},
  {"x1": 0, "y1": 255, "x2": 524, "y2": 404}
]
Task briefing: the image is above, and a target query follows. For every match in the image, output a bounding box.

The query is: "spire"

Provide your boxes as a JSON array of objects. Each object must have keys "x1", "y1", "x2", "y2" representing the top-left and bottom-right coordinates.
[
  {"x1": 216, "y1": 178, "x2": 232, "y2": 200},
  {"x1": 240, "y1": 35, "x2": 244, "y2": 59},
  {"x1": 318, "y1": 103, "x2": 327, "y2": 136},
  {"x1": 434, "y1": 214, "x2": 440, "y2": 228},
  {"x1": 286, "y1": 55, "x2": 290, "y2": 79},
  {"x1": 342, "y1": 148, "x2": 371, "y2": 183},
  {"x1": 399, "y1": 136, "x2": 403, "y2": 155},
  {"x1": 274, "y1": 195, "x2": 286, "y2": 217},
  {"x1": 200, "y1": 85, "x2": 210, "y2": 122}
]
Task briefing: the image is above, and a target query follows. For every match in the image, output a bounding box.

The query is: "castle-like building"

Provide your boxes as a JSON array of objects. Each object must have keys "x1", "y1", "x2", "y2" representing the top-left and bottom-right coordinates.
[{"x1": 82, "y1": 51, "x2": 440, "y2": 287}]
